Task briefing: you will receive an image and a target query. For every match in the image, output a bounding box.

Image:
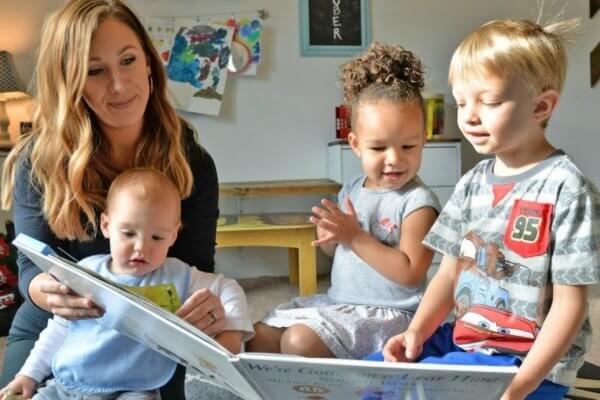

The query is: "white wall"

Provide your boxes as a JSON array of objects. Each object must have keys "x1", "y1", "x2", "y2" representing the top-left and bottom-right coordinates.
[
  {"x1": 1, "y1": 0, "x2": 598, "y2": 277},
  {"x1": 125, "y1": 0, "x2": 599, "y2": 184}
]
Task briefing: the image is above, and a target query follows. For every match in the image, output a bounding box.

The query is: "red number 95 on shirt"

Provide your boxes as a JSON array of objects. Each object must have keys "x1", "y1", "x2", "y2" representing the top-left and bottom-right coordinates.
[{"x1": 504, "y1": 199, "x2": 553, "y2": 258}]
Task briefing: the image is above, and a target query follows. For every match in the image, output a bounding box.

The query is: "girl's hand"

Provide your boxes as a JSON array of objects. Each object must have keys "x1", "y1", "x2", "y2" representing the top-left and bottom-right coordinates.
[
  {"x1": 310, "y1": 197, "x2": 362, "y2": 246},
  {"x1": 33, "y1": 273, "x2": 103, "y2": 320},
  {"x1": 1, "y1": 374, "x2": 37, "y2": 400},
  {"x1": 383, "y1": 330, "x2": 424, "y2": 362},
  {"x1": 176, "y1": 288, "x2": 226, "y2": 336}
]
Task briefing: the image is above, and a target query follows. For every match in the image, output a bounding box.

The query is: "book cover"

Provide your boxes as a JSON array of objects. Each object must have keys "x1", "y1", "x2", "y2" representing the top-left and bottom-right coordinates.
[{"x1": 13, "y1": 234, "x2": 518, "y2": 400}]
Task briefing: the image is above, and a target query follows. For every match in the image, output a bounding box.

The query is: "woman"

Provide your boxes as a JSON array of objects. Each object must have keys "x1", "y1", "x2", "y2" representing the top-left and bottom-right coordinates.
[{"x1": 0, "y1": 1, "x2": 223, "y2": 398}]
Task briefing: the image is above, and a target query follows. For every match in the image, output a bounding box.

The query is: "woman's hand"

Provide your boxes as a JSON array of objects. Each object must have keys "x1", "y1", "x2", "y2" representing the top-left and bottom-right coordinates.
[
  {"x1": 0, "y1": 374, "x2": 37, "y2": 400},
  {"x1": 176, "y1": 288, "x2": 225, "y2": 336},
  {"x1": 30, "y1": 273, "x2": 103, "y2": 319}
]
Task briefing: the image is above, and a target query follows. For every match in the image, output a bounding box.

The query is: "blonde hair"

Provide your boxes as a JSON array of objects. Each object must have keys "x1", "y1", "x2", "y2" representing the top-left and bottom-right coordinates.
[
  {"x1": 339, "y1": 42, "x2": 426, "y2": 128},
  {"x1": 448, "y1": 18, "x2": 580, "y2": 94},
  {"x1": 105, "y1": 168, "x2": 181, "y2": 223},
  {"x1": 1, "y1": 0, "x2": 193, "y2": 240}
]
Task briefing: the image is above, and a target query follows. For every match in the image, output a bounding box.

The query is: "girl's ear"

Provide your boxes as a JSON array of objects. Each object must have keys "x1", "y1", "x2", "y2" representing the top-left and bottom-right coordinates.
[
  {"x1": 100, "y1": 213, "x2": 111, "y2": 239},
  {"x1": 348, "y1": 132, "x2": 361, "y2": 158},
  {"x1": 533, "y1": 89, "x2": 559, "y2": 123}
]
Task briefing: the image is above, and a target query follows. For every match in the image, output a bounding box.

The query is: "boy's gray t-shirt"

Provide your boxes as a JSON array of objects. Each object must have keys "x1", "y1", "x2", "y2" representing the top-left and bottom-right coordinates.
[
  {"x1": 424, "y1": 152, "x2": 600, "y2": 386},
  {"x1": 327, "y1": 175, "x2": 441, "y2": 311}
]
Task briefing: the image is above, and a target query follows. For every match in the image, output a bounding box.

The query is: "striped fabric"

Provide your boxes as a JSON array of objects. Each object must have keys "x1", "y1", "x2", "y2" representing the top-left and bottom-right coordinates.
[{"x1": 424, "y1": 151, "x2": 600, "y2": 386}]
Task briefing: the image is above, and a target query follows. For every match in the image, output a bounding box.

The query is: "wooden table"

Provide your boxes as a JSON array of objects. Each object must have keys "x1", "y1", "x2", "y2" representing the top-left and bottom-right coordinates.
[
  {"x1": 216, "y1": 213, "x2": 317, "y2": 295},
  {"x1": 217, "y1": 180, "x2": 341, "y2": 295},
  {"x1": 219, "y1": 179, "x2": 341, "y2": 198},
  {"x1": 217, "y1": 179, "x2": 341, "y2": 295}
]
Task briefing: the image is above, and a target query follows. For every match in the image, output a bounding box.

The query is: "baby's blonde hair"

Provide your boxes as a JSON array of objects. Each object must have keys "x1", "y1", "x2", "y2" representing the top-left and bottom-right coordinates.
[
  {"x1": 105, "y1": 168, "x2": 181, "y2": 224},
  {"x1": 449, "y1": 18, "x2": 580, "y2": 94}
]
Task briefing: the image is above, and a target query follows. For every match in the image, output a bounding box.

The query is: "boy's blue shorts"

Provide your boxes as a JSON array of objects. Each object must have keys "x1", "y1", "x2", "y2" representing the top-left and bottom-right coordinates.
[{"x1": 365, "y1": 323, "x2": 569, "y2": 400}]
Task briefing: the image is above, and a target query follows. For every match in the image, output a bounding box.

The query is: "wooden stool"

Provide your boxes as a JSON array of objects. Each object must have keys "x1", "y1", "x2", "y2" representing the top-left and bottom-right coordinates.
[{"x1": 216, "y1": 213, "x2": 317, "y2": 296}]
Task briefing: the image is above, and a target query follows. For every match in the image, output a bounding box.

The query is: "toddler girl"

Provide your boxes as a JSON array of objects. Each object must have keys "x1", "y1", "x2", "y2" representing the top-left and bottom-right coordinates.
[{"x1": 248, "y1": 43, "x2": 441, "y2": 359}]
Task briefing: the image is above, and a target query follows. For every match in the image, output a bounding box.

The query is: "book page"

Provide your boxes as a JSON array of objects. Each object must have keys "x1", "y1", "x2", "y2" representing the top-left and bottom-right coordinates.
[
  {"x1": 13, "y1": 234, "x2": 262, "y2": 400},
  {"x1": 237, "y1": 353, "x2": 517, "y2": 400}
]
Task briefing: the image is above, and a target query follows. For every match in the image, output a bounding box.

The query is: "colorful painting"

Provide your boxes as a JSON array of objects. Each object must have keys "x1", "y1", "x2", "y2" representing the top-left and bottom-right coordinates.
[
  {"x1": 214, "y1": 13, "x2": 263, "y2": 75},
  {"x1": 145, "y1": 17, "x2": 175, "y2": 66},
  {"x1": 167, "y1": 19, "x2": 234, "y2": 116}
]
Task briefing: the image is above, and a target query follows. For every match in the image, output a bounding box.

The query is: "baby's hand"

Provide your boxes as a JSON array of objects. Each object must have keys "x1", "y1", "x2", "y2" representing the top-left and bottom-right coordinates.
[
  {"x1": 383, "y1": 330, "x2": 424, "y2": 362},
  {"x1": 310, "y1": 197, "x2": 361, "y2": 246},
  {"x1": 0, "y1": 375, "x2": 37, "y2": 400}
]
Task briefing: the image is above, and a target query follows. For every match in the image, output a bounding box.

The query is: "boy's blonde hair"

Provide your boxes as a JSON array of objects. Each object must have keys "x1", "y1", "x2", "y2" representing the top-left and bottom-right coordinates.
[
  {"x1": 105, "y1": 168, "x2": 182, "y2": 224},
  {"x1": 449, "y1": 18, "x2": 580, "y2": 94}
]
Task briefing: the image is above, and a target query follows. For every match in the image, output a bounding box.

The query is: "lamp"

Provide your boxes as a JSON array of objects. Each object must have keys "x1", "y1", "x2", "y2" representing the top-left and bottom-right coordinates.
[{"x1": 0, "y1": 51, "x2": 28, "y2": 142}]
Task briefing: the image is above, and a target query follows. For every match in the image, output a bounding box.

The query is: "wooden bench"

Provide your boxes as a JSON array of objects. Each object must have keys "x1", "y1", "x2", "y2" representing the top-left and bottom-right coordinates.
[
  {"x1": 216, "y1": 213, "x2": 317, "y2": 296},
  {"x1": 217, "y1": 179, "x2": 341, "y2": 296},
  {"x1": 219, "y1": 179, "x2": 341, "y2": 198}
]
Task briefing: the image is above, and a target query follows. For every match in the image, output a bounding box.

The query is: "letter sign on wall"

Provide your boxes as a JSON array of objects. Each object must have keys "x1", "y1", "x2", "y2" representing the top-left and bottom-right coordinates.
[{"x1": 299, "y1": 0, "x2": 371, "y2": 56}]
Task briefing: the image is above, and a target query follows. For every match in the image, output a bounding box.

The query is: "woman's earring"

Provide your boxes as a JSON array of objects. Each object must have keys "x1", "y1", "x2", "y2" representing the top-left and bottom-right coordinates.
[{"x1": 149, "y1": 75, "x2": 154, "y2": 94}]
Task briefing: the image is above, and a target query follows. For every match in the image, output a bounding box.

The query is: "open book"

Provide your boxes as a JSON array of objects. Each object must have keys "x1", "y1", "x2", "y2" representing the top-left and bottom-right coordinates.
[{"x1": 14, "y1": 233, "x2": 518, "y2": 400}]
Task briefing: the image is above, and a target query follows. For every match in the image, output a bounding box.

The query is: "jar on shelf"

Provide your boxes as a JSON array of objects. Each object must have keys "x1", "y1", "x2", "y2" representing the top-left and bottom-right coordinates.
[{"x1": 423, "y1": 92, "x2": 445, "y2": 139}]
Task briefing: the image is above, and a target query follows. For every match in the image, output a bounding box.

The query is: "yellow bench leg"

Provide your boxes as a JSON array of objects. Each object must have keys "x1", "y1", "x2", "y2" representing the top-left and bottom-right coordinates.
[
  {"x1": 216, "y1": 226, "x2": 318, "y2": 296},
  {"x1": 298, "y1": 229, "x2": 317, "y2": 296},
  {"x1": 288, "y1": 248, "x2": 299, "y2": 285}
]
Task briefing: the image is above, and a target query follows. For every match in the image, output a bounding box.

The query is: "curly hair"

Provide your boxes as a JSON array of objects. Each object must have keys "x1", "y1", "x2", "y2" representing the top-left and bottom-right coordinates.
[{"x1": 340, "y1": 42, "x2": 426, "y2": 108}]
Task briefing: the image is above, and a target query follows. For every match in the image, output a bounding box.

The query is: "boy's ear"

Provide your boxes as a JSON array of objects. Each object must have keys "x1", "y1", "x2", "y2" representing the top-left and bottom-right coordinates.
[
  {"x1": 169, "y1": 223, "x2": 181, "y2": 246},
  {"x1": 533, "y1": 89, "x2": 559, "y2": 123},
  {"x1": 348, "y1": 132, "x2": 361, "y2": 158},
  {"x1": 100, "y1": 213, "x2": 110, "y2": 239}
]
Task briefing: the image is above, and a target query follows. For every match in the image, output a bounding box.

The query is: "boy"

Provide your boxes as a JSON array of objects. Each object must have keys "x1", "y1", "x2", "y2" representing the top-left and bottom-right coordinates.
[
  {"x1": 379, "y1": 19, "x2": 600, "y2": 400},
  {"x1": 2, "y1": 168, "x2": 253, "y2": 399}
]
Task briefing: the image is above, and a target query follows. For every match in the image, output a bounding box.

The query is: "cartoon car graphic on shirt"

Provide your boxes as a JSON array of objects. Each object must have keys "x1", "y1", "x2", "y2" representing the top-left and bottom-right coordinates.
[
  {"x1": 455, "y1": 268, "x2": 509, "y2": 314},
  {"x1": 454, "y1": 231, "x2": 519, "y2": 317},
  {"x1": 454, "y1": 304, "x2": 540, "y2": 355},
  {"x1": 454, "y1": 231, "x2": 539, "y2": 318}
]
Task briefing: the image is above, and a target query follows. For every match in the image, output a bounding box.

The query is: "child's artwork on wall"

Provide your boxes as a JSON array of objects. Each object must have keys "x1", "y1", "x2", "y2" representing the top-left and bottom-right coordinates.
[
  {"x1": 145, "y1": 17, "x2": 175, "y2": 66},
  {"x1": 145, "y1": 10, "x2": 266, "y2": 115},
  {"x1": 214, "y1": 13, "x2": 263, "y2": 75},
  {"x1": 166, "y1": 19, "x2": 234, "y2": 116}
]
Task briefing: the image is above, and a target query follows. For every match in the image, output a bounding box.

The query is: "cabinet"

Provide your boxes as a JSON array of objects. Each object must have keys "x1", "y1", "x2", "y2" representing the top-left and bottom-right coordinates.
[{"x1": 327, "y1": 139, "x2": 462, "y2": 206}]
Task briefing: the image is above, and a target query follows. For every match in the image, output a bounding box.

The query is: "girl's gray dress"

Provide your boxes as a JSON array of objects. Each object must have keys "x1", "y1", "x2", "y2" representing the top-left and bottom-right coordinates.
[{"x1": 262, "y1": 175, "x2": 441, "y2": 359}]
